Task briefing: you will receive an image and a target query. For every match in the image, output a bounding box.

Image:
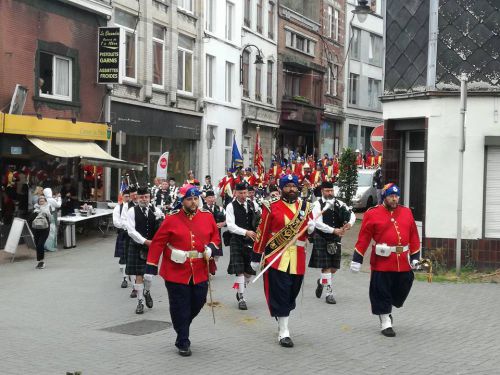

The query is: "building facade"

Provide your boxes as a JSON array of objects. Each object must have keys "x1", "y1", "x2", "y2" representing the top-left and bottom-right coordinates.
[
  {"x1": 343, "y1": 0, "x2": 384, "y2": 154},
  {"x1": 381, "y1": 0, "x2": 500, "y2": 269}
]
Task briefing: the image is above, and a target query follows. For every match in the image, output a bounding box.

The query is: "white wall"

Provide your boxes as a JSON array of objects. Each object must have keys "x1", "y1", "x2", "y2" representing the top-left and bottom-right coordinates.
[{"x1": 383, "y1": 96, "x2": 500, "y2": 239}]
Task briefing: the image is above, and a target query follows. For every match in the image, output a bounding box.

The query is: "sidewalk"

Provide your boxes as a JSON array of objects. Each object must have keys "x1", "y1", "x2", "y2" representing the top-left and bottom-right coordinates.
[{"x1": 0, "y1": 222, "x2": 499, "y2": 374}]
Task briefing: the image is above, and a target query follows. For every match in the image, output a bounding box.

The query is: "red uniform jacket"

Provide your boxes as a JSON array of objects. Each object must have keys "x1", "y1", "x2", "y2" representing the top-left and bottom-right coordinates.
[
  {"x1": 218, "y1": 176, "x2": 234, "y2": 198},
  {"x1": 354, "y1": 205, "x2": 420, "y2": 272},
  {"x1": 309, "y1": 170, "x2": 324, "y2": 186},
  {"x1": 147, "y1": 209, "x2": 221, "y2": 284},
  {"x1": 253, "y1": 198, "x2": 312, "y2": 275},
  {"x1": 293, "y1": 163, "x2": 303, "y2": 176},
  {"x1": 268, "y1": 165, "x2": 282, "y2": 179}
]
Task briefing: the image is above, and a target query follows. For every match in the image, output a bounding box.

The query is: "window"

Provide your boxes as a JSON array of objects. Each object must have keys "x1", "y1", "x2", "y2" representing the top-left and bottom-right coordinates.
[
  {"x1": 327, "y1": 6, "x2": 339, "y2": 41},
  {"x1": 225, "y1": 129, "x2": 234, "y2": 167},
  {"x1": 255, "y1": 64, "x2": 262, "y2": 101},
  {"x1": 369, "y1": 34, "x2": 382, "y2": 66},
  {"x1": 178, "y1": 34, "x2": 194, "y2": 93},
  {"x1": 268, "y1": 1, "x2": 275, "y2": 39},
  {"x1": 351, "y1": 27, "x2": 361, "y2": 60},
  {"x1": 226, "y1": 1, "x2": 234, "y2": 41},
  {"x1": 153, "y1": 24, "x2": 165, "y2": 87},
  {"x1": 242, "y1": 51, "x2": 250, "y2": 97},
  {"x1": 206, "y1": 54, "x2": 215, "y2": 98},
  {"x1": 285, "y1": 29, "x2": 315, "y2": 56},
  {"x1": 205, "y1": 0, "x2": 215, "y2": 32},
  {"x1": 256, "y1": 0, "x2": 263, "y2": 34},
  {"x1": 38, "y1": 52, "x2": 72, "y2": 101},
  {"x1": 267, "y1": 60, "x2": 273, "y2": 104},
  {"x1": 225, "y1": 61, "x2": 234, "y2": 102},
  {"x1": 368, "y1": 78, "x2": 381, "y2": 109},
  {"x1": 348, "y1": 124, "x2": 358, "y2": 150},
  {"x1": 244, "y1": 0, "x2": 251, "y2": 28},
  {"x1": 115, "y1": 9, "x2": 138, "y2": 81},
  {"x1": 285, "y1": 73, "x2": 301, "y2": 97},
  {"x1": 327, "y1": 65, "x2": 337, "y2": 96},
  {"x1": 178, "y1": 0, "x2": 193, "y2": 13},
  {"x1": 349, "y1": 73, "x2": 359, "y2": 105}
]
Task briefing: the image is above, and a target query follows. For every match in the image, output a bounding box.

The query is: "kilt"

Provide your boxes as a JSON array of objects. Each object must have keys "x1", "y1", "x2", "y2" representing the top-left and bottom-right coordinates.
[
  {"x1": 114, "y1": 230, "x2": 127, "y2": 263},
  {"x1": 126, "y1": 241, "x2": 148, "y2": 276},
  {"x1": 308, "y1": 233, "x2": 341, "y2": 269},
  {"x1": 227, "y1": 234, "x2": 255, "y2": 275}
]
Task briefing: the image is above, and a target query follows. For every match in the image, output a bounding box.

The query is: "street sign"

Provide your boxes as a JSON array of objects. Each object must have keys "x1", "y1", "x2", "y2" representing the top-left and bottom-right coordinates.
[
  {"x1": 370, "y1": 124, "x2": 384, "y2": 153},
  {"x1": 156, "y1": 151, "x2": 169, "y2": 179}
]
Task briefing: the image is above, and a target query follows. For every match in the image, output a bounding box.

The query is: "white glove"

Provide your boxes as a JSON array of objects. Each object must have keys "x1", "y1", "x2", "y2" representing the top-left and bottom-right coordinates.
[
  {"x1": 171, "y1": 249, "x2": 187, "y2": 264},
  {"x1": 154, "y1": 210, "x2": 165, "y2": 220},
  {"x1": 411, "y1": 259, "x2": 421, "y2": 270},
  {"x1": 144, "y1": 274, "x2": 154, "y2": 282},
  {"x1": 204, "y1": 246, "x2": 212, "y2": 259},
  {"x1": 250, "y1": 262, "x2": 260, "y2": 272},
  {"x1": 307, "y1": 219, "x2": 315, "y2": 233},
  {"x1": 350, "y1": 261, "x2": 362, "y2": 273}
]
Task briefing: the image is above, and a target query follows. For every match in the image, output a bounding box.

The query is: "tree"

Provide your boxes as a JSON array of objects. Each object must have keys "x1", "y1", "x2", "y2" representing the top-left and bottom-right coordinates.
[{"x1": 337, "y1": 148, "x2": 358, "y2": 206}]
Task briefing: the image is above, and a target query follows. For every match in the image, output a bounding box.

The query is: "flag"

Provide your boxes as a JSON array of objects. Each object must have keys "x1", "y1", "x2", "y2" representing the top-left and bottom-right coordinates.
[
  {"x1": 231, "y1": 135, "x2": 243, "y2": 169},
  {"x1": 117, "y1": 176, "x2": 128, "y2": 204},
  {"x1": 253, "y1": 127, "x2": 264, "y2": 176}
]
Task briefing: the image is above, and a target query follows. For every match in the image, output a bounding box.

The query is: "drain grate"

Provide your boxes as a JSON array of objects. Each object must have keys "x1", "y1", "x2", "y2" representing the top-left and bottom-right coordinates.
[{"x1": 101, "y1": 320, "x2": 172, "y2": 336}]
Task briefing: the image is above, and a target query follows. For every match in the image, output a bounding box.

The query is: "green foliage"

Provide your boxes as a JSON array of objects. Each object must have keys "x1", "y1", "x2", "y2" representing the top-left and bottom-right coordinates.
[{"x1": 337, "y1": 148, "x2": 358, "y2": 206}]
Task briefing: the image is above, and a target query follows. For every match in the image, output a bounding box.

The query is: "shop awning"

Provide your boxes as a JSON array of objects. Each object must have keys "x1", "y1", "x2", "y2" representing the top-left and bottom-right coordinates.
[{"x1": 27, "y1": 137, "x2": 143, "y2": 171}]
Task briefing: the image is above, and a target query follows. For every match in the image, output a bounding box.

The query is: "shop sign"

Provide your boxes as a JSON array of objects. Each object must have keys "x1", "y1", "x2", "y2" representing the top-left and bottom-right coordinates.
[
  {"x1": 97, "y1": 27, "x2": 123, "y2": 84},
  {"x1": 10, "y1": 146, "x2": 23, "y2": 155}
]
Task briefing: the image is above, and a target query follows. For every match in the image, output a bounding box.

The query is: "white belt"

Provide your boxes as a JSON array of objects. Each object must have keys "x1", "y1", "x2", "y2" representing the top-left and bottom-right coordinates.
[
  {"x1": 375, "y1": 244, "x2": 408, "y2": 257},
  {"x1": 295, "y1": 240, "x2": 306, "y2": 247},
  {"x1": 167, "y1": 244, "x2": 204, "y2": 259}
]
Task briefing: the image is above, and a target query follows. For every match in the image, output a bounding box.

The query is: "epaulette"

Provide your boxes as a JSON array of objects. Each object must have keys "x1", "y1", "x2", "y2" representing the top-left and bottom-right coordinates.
[{"x1": 166, "y1": 209, "x2": 180, "y2": 216}]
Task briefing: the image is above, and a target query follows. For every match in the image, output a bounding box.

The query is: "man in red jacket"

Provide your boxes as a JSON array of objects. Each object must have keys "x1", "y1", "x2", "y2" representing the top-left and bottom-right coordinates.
[
  {"x1": 145, "y1": 184, "x2": 220, "y2": 356},
  {"x1": 350, "y1": 183, "x2": 421, "y2": 337}
]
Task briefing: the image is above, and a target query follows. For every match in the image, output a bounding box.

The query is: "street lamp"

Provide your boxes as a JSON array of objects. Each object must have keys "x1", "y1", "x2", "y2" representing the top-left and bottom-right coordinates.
[
  {"x1": 352, "y1": 0, "x2": 372, "y2": 23},
  {"x1": 240, "y1": 44, "x2": 265, "y2": 85}
]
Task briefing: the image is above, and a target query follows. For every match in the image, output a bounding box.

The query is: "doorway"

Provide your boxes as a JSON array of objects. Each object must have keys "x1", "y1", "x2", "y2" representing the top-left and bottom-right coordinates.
[{"x1": 404, "y1": 131, "x2": 425, "y2": 240}]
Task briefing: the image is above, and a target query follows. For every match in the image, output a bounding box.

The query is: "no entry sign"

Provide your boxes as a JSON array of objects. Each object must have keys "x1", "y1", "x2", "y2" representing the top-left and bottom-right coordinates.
[{"x1": 370, "y1": 124, "x2": 384, "y2": 153}]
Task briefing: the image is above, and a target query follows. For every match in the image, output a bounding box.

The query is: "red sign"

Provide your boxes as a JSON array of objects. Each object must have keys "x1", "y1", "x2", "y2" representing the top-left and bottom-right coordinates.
[
  {"x1": 370, "y1": 124, "x2": 384, "y2": 154},
  {"x1": 159, "y1": 157, "x2": 167, "y2": 169}
]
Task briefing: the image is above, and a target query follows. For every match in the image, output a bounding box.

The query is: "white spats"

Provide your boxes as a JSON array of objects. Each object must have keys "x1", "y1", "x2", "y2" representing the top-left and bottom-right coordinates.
[
  {"x1": 380, "y1": 314, "x2": 392, "y2": 330},
  {"x1": 235, "y1": 275, "x2": 245, "y2": 294},
  {"x1": 320, "y1": 272, "x2": 332, "y2": 286},
  {"x1": 278, "y1": 317, "x2": 290, "y2": 340},
  {"x1": 120, "y1": 265, "x2": 126, "y2": 277}
]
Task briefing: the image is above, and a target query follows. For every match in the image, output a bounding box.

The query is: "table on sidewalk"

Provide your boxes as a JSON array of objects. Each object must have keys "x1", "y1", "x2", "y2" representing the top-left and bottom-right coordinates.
[{"x1": 58, "y1": 208, "x2": 114, "y2": 248}]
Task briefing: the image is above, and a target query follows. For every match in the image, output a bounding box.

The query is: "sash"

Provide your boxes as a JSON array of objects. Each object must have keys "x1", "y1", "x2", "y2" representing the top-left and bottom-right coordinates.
[{"x1": 264, "y1": 199, "x2": 310, "y2": 260}]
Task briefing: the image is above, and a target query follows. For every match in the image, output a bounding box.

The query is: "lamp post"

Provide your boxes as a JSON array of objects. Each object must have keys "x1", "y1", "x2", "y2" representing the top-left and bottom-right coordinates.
[
  {"x1": 351, "y1": 0, "x2": 372, "y2": 23},
  {"x1": 239, "y1": 44, "x2": 265, "y2": 85}
]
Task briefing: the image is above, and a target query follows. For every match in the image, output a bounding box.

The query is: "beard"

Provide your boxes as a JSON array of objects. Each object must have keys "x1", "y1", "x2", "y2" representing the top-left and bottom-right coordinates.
[
  {"x1": 282, "y1": 190, "x2": 298, "y2": 203},
  {"x1": 138, "y1": 201, "x2": 148, "y2": 208}
]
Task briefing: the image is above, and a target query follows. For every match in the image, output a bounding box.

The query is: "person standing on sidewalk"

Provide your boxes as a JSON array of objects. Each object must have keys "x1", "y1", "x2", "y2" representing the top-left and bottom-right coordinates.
[
  {"x1": 145, "y1": 184, "x2": 220, "y2": 357},
  {"x1": 309, "y1": 181, "x2": 355, "y2": 304},
  {"x1": 121, "y1": 186, "x2": 138, "y2": 297},
  {"x1": 125, "y1": 187, "x2": 163, "y2": 314},
  {"x1": 251, "y1": 174, "x2": 313, "y2": 348},
  {"x1": 31, "y1": 196, "x2": 52, "y2": 269},
  {"x1": 113, "y1": 189, "x2": 130, "y2": 288},
  {"x1": 350, "y1": 183, "x2": 421, "y2": 337},
  {"x1": 226, "y1": 182, "x2": 258, "y2": 310}
]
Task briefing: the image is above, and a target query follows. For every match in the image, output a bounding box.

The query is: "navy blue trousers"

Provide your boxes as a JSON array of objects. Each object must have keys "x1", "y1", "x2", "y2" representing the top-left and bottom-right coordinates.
[
  {"x1": 369, "y1": 271, "x2": 414, "y2": 315},
  {"x1": 263, "y1": 267, "x2": 303, "y2": 317},
  {"x1": 165, "y1": 280, "x2": 208, "y2": 350}
]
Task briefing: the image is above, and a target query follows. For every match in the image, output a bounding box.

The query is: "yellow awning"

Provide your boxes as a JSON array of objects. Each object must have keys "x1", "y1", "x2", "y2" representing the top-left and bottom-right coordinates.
[{"x1": 28, "y1": 137, "x2": 143, "y2": 171}]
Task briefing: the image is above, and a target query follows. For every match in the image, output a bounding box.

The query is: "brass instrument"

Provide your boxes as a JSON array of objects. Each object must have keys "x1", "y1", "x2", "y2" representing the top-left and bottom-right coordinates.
[{"x1": 416, "y1": 258, "x2": 433, "y2": 283}]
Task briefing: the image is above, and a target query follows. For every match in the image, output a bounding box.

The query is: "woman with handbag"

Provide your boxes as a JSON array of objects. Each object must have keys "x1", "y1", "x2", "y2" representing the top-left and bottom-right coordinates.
[{"x1": 31, "y1": 196, "x2": 52, "y2": 269}]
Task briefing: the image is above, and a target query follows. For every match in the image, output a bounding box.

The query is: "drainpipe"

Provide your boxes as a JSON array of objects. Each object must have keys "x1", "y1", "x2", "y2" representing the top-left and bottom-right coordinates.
[{"x1": 456, "y1": 74, "x2": 467, "y2": 276}]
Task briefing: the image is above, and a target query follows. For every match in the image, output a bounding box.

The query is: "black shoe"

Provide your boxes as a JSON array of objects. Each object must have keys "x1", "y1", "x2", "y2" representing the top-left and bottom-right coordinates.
[
  {"x1": 325, "y1": 295, "x2": 336, "y2": 304},
  {"x1": 121, "y1": 278, "x2": 128, "y2": 288},
  {"x1": 144, "y1": 290, "x2": 153, "y2": 309},
  {"x1": 238, "y1": 299, "x2": 248, "y2": 310},
  {"x1": 35, "y1": 261, "x2": 45, "y2": 269},
  {"x1": 381, "y1": 327, "x2": 396, "y2": 337},
  {"x1": 279, "y1": 337, "x2": 294, "y2": 348},
  {"x1": 315, "y1": 279, "x2": 323, "y2": 298},
  {"x1": 130, "y1": 289, "x2": 137, "y2": 298},
  {"x1": 178, "y1": 347, "x2": 192, "y2": 357},
  {"x1": 135, "y1": 301, "x2": 144, "y2": 314}
]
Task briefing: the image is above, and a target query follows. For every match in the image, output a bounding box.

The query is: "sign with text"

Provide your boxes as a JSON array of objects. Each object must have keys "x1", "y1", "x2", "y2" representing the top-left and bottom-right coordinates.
[
  {"x1": 156, "y1": 152, "x2": 169, "y2": 179},
  {"x1": 97, "y1": 27, "x2": 123, "y2": 84}
]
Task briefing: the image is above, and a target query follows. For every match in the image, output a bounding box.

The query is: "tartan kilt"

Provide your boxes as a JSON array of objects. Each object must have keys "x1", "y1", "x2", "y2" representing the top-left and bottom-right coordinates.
[
  {"x1": 114, "y1": 230, "x2": 126, "y2": 259},
  {"x1": 126, "y1": 241, "x2": 147, "y2": 276},
  {"x1": 227, "y1": 234, "x2": 255, "y2": 275},
  {"x1": 308, "y1": 233, "x2": 341, "y2": 269}
]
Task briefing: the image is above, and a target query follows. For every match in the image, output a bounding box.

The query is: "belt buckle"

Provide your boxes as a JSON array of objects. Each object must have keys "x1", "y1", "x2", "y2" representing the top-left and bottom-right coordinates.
[
  {"x1": 187, "y1": 251, "x2": 198, "y2": 259},
  {"x1": 395, "y1": 246, "x2": 404, "y2": 254}
]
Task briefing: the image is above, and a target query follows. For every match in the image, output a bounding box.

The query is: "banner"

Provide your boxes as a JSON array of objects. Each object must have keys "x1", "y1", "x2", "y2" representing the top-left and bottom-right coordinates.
[{"x1": 156, "y1": 151, "x2": 169, "y2": 179}]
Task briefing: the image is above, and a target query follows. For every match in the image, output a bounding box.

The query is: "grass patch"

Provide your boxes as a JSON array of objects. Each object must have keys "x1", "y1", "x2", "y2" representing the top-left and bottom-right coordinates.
[{"x1": 414, "y1": 267, "x2": 500, "y2": 284}]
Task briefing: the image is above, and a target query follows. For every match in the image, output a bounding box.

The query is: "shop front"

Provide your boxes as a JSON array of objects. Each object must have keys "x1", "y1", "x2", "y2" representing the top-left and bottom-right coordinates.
[{"x1": 110, "y1": 101, "x2": 201, "y2": 197}]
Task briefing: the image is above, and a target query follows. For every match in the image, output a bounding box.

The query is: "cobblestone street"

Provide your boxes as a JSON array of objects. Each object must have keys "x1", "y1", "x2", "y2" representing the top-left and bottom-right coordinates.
[{"x1": 1, "y1": 223, "x2": 499, "y2": 375}]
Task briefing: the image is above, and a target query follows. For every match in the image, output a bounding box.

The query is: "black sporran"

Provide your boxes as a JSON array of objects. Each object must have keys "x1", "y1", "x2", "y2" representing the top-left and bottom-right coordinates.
[{"x1": 326, "y1": 242, "x2": 338, "y2": 255}]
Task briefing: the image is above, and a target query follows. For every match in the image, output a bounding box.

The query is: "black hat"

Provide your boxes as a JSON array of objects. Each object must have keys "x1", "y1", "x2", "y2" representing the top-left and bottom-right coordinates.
[
  {"x1": 128, "y1": 186, "x2": 138, "y2": 193},
  {"x1": 205, "y1": 175, "x2": 211, "y2": 179},
  {"x1": 321, "y1": 181, "x2": 334, "y2": 189},
  {"x1": 235, "y1": 182, "x2": 248, "y2": 191},
  {"x1": 247, "y1": 185, "x2": 255, "y2": 192},
  {"x1": 269, "y1": 185, "x2": 279, "y2": 192},
  {"x1": 205, "y1": 190, "x2": 215, "y2": 197},
  {"x1": 168, "y1": 177, "x2": 176, "y2": 181},
  {"x1": 122, "y1": 189, "x2": 130, "y2": 195},
  {"x1": 137, "y1": 187, "x2": 149, "y2": 195}
]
